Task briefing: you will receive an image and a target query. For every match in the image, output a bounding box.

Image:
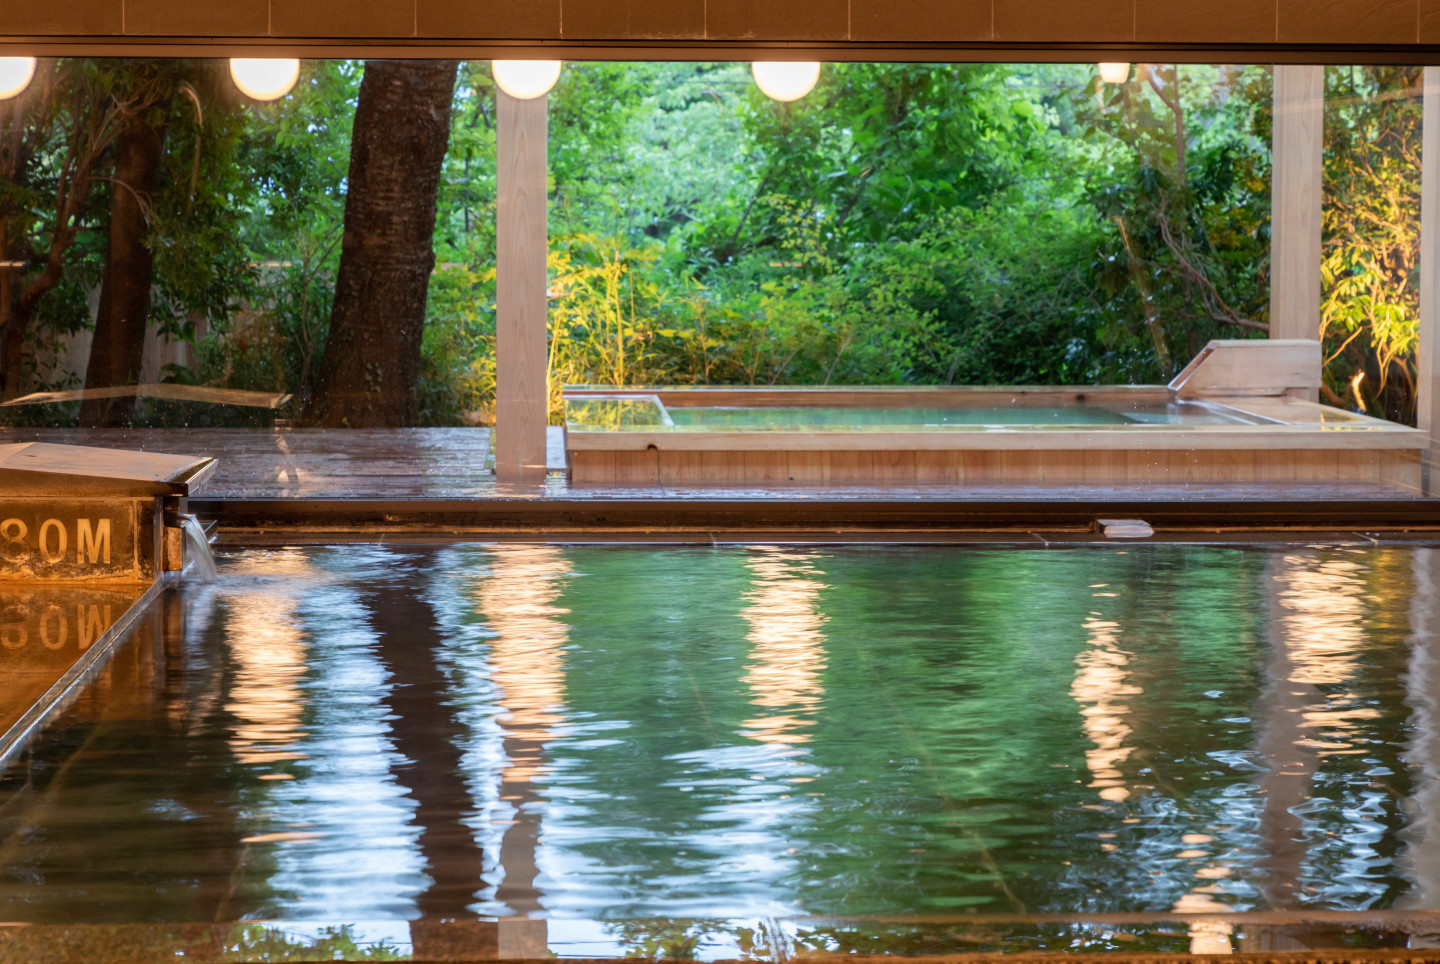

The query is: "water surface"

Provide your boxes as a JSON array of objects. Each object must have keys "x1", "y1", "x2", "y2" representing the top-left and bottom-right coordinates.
[
  {"x1": 563, "y1": 398, "x2": 1261, "y2": 431},
  {"x1": 2, "y1": 544, "x2": 1439, "y2": 956}
]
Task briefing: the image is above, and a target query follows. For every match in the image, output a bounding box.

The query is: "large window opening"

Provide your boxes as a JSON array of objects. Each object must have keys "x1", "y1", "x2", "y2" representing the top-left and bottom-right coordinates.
[{"x1": 0, "y1": 58, "x2": 1430, "y2": 498}]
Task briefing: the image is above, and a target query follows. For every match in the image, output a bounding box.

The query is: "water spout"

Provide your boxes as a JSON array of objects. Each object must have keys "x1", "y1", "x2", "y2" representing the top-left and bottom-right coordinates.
[{"x1": 179, "y1": 515, "x2": 217, "y2": 583}]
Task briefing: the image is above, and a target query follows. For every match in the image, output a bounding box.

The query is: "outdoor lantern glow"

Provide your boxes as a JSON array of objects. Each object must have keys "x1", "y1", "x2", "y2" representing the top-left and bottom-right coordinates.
[
  {"x1": 0, "y1": 57, "x2": 36, "y2": 100},
  {"x1": 751, "y1": 61, "x2": 821, "y2": 102},
  {"x1": 229, "y1": 58, "x2": 301, "y2": 101},
  {"x1": 492, "y1": 60, "x2": 562, "y2": 100},
  {"x1": 1098, "y1": 62, "x2": 1131, "y2": 84}
]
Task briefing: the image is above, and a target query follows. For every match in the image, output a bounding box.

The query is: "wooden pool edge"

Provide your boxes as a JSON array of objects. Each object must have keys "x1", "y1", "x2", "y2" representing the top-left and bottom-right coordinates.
[
  {"x1": 567, "y1": 446, "x2": 1426, "y2": 489},
  {"x1": 0, "y1": 571, "x2": 175, "y2": 772}
]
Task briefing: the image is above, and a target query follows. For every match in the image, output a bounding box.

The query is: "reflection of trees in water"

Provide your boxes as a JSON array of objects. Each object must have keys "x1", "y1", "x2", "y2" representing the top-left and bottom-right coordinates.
[
  {"x1": 740, "y1": 549, "x2": 828, "y2": 747},
  {"x1": 1237, "y1": 548, "x2": 1419, "y2": 950},
  {"x1": 474, "y1": 544, "x2": 573, "y2": 917},
  {"x1": 362, "y1": 553, "x2": 486, "y2": 920},
  {"x1": 1403, "y1": 547, "x2": 1440, "y2": 910},
  {"x1": 1255, "y1": 552, "x2": 1373, "y2": 910},
  {"x1": 0, "y1": 590, "x2": 265, "y2": 922},
  {"x1": 1070, "y1": 574, "x2": 1236, "y2": 951}
]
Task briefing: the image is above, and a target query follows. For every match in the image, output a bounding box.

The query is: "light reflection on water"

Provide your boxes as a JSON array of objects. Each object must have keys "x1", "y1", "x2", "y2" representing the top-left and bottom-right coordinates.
[
  {"x1": 1072, "y1": 614, "x2": 1141, "y2": 804},
  {"x1": 1, "y1": 543, "x2": 1439, "y2": 953},
  {"x1": 217, "y1": 551, "x2": 315, "y2": 769},
  {"x1": 474, "y1": 544, "x2": 573, "y2": 917},
  {"x1": 740, "y1": 551, "x2": 828, "y2": 747}
]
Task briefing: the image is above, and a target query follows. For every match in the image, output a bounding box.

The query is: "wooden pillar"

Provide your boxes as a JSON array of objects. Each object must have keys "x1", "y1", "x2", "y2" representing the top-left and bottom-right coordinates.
[
  {"x1": 495, "y1": 90, "x2": 549, "y2": 480},
  {"x1": 1420, "y1": 67, "x2": 1440, "y2": 491},
  {"x1": 1270, "y1": 66, "x2": 1324, "y2": 352}
]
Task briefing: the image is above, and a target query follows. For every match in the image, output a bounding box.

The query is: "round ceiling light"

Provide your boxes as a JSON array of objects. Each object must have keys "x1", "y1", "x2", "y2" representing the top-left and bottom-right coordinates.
[
  {"x1": 0, "y1": 57, "x2": 37, "y2": 101},
  {"x1": 229, "y1": 58, "x2": 301, "y2": 101},
  {"x1": 752, "y1": 61, "x2": 821, "y2": 103},
  {"x1": 1098, "y1": 62, "x2": 1131, "y2": 84},
  {"x1": 492, "y1": 60, "x2": 562, "y2": 100}
]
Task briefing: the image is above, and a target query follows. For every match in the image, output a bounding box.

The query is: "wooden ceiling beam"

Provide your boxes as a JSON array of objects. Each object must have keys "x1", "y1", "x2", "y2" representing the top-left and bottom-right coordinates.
[{"x1": 6, "y1": 0, "x2": 1440, "y2": 61}]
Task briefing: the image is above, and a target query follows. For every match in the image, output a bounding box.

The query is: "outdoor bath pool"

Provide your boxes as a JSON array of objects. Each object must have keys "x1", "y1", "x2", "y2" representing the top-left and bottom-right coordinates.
[
  {"x1": 559, "y1": 342, "x2": 1427, "y2": 489},
  {"x1": 3, "y1": 542, "x2": 1440, "y2": 958}
]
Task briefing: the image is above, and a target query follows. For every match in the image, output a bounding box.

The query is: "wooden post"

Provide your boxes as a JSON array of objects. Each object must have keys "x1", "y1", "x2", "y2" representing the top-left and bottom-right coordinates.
[
  {"x1": 1420, "y1": 67, "x2": 1440, "y2": 492},
  {"x1": 1270, "y1": 66, "x2": 1324, "y2": 369},
  {"x1": 495, "y1": 90, "x2": 549, "y2": 480}
]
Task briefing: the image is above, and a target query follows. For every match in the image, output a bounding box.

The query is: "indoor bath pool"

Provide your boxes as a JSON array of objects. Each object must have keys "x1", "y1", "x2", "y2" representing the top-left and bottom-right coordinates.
[{"x1": 3, "y1": 543, "x2": 1440, "y2": 958}]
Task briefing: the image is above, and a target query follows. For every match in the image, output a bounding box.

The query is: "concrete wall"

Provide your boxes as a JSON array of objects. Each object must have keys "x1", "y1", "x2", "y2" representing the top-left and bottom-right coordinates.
[{"x1": 26, "y1": 284, "x2": 200, "y2": 395}]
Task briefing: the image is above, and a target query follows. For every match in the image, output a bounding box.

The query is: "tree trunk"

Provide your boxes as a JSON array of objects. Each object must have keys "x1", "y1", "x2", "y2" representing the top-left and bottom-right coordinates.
[
  {"x1": 0, "y1": 221, "x2": 21, "y2": 400},
  {"x1": 80, "y1": 118, "x2": 167, "y2": 427},
  {"x1": 0, "y1": 89, "x2": 39, "y2": 401},
  {"x1": 303, "y1": 60, "x2": 459, "y2": 427}
]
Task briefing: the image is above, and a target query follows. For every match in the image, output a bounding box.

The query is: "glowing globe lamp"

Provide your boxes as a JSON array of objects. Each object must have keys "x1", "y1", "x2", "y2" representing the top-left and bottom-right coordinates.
[
  {"x1": 1098, "y1": 62, "x2": 1131, "y2": 84},
  {"x1": 0, "y1": 57, "x2": 37, "y2": 100},
  {"x1": 492, "y1": 60, "x2": 562, "y2": 100},
  {"x1": 229, "y1": 58, "x2": 301, "y2": 101},
  {"x1": 751, "y1": 61, "x2": 821, "y2": 102}
]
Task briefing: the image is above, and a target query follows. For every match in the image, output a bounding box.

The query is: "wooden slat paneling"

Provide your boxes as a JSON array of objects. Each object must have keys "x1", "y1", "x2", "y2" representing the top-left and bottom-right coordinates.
[
  {"x1": 849, "y1": 0, "x2": 992, "y2": 41},
  {"x1": 1135, "y1": 0, "x2": 1275, "y2": 43},
  {"x1": 5, "y1": 0, "x2": 1440, "y2": 52},
  {"x1": 125, "y1": 0, "x2": 267, "y2": 35},
  {"x1": 1278, "y1": 0, "x2": 1417, "y2": 44},
  {"x1": 1423, "y1": 1, "x2": 1440, "y2": 44},
  {"x1": 418, "y1": 0, "x2": 561, "y2": 38},
  {"x1": 992, "y1": 0, "x2": 1136, "y2": 42},
  {"x1": 704, "y1": 0, "x2": 848, "y2": 40},
  {"x1": 270, "y1": 0, "x2": 417, "y2": 38},
  {"x1": 562, "y1": 0, "x2": 704, "y2": 38},
  {"x1": 0, "y1": 0, "x2": 122, "y2": 35}
]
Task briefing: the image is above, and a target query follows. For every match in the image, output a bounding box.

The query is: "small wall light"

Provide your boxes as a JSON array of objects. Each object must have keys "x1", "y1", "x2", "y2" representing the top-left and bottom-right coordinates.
[
  {"x1": 1098, "y1": 62, "x2": 1131, "y2": 84},
  {"x1": 0, "y1": 57, "x2": 37, "y2": 101},
  {"x1": 752, "y1": 61, "x2": 821, "y2": 102},
  {"x1": 229, "y1": 58, "x2": 301, "y2": 101},
  {"x1": 492, "y1": 61, "x2": 562, "y2": 100}
]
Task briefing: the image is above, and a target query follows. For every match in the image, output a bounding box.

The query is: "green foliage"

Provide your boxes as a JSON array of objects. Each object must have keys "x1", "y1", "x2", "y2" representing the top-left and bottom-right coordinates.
[
  {"x1": 705, "y1": 63, "x2": 1045, "y2": 259},
  {"x1": 612, "y1": 918, "x2": 724, "y2": 959},
  {"x1": 147, "y1": 62, "x2": 256, "y2": 344},
  {"x1": 1069, "y1": 64, "x2": 1272, "y2": 380},
  {"x1": 1, "y1": 58, "x2": 262, "y2": 420},
  {"x1": 1320, "y1": 66, "x2": 1423, "y2": 421},
  {"x1": 3, "y1": 58, "x2": 1430, "y2": 428},
  {"x1": 189, "y1": 60, "x2": 359, "y2": 416},
  {"x1": 221, "y1": 924, "x2": 403, "y2": 961}
]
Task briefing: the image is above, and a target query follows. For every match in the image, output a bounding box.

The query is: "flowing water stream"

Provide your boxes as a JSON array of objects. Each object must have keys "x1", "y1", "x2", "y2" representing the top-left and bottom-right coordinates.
[{"x1": 179, "y1": 515, "x2": 218, "y2": 584}]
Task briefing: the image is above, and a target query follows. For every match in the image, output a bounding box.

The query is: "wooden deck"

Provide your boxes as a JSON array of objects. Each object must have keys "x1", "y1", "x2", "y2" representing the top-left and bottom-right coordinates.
[
  {"x1": 0, "y1": 425, "x2": 1429, "y2": 504},
  {"x1": 0, "y1": 427, "x2": 517, "y2": 499}
]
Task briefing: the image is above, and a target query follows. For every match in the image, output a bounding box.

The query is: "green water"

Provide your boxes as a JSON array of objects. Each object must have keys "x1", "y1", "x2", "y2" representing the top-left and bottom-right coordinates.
[
  {"x1": 668, "y1": 405, "x2": 1133, "y2": 428},
  {"x1": 1, "y1": 544, "x2": 1438, "y2": 956},
  {"x1": 564, "y1": 399, "x2": 1260, "y2": 431}
]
